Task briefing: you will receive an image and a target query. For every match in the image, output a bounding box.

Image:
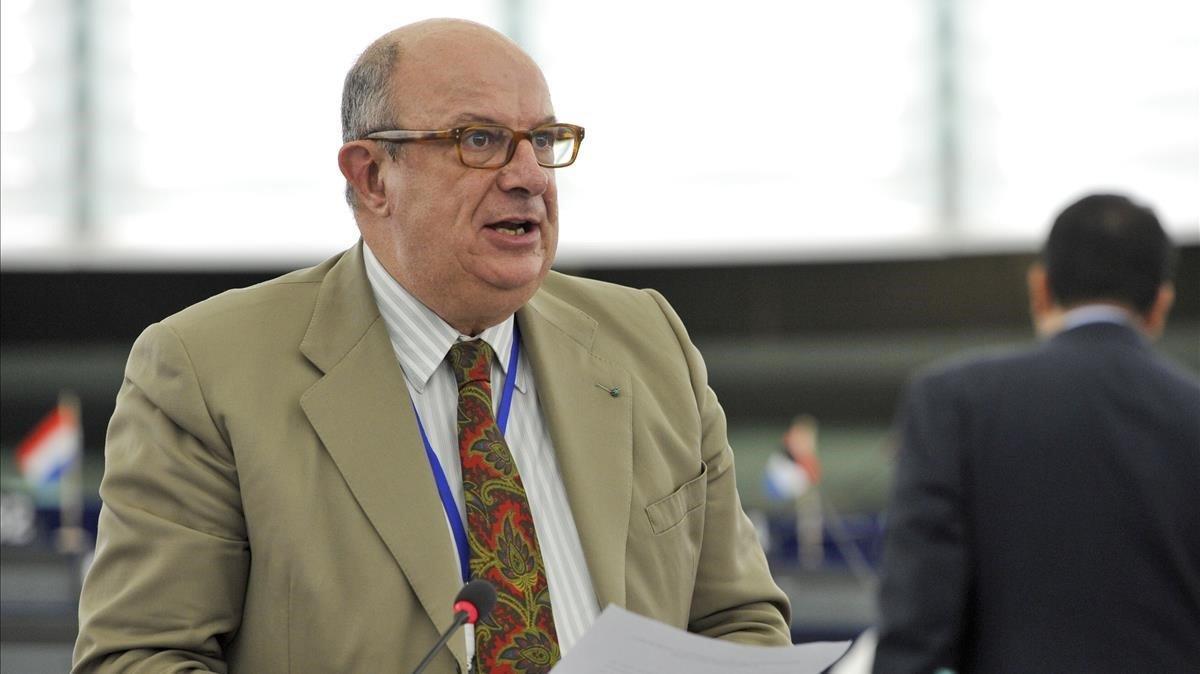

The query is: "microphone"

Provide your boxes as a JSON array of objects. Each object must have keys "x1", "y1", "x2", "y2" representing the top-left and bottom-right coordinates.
[{"x1": 411, "y1": 579, "x2": 497, "y2": 674}]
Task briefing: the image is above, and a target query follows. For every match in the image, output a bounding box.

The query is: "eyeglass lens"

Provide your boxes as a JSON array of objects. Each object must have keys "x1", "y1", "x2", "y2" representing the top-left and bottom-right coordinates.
[{"x1": 460, "y1": 125, "x2": 578, "y2": 167}]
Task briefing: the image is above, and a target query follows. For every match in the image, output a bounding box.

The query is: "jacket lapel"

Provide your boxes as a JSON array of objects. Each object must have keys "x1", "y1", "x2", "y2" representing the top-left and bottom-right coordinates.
[
  {"x1": 298, "y1": 244, "x2": 467, "y2": 669},
  {"x1": 296, "y1": 247, "x2": 632, "y2": 662},
  {"x1": 518, "y1": 290, "x2": 633, "y2": 610}
]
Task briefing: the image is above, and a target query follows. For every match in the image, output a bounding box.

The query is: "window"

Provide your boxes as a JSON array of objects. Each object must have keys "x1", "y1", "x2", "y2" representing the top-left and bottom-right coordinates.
[
  {"x1": 533, "y1": 2, "x2": 935, "y2": 265},
  {"x1": 1, "y1": 0, "x2": 74, "y2": 251},
  {"x1": 960, "y1": 0, "x2": 1199, "y2": 242},
  {"x1": 1, "y1": 1, "x2": 1196, "y2": 268}
]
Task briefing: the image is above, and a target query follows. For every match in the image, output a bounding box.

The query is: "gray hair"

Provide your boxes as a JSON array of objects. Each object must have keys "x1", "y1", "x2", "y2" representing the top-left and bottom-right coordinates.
[{"x1": 340, "y1": 39, "x2": 402, "y2": 209}]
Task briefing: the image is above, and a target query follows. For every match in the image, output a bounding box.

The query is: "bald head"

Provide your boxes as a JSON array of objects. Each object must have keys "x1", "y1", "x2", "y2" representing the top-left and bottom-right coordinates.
[{"x1": 341, "y1": 19, "x2": 541, "y2": 143}]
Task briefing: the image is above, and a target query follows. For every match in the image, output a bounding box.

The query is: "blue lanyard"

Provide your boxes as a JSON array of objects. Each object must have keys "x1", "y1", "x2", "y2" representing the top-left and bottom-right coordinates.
[{"x1": 412, "y1": 324, "x2": 521, "y2": 582}]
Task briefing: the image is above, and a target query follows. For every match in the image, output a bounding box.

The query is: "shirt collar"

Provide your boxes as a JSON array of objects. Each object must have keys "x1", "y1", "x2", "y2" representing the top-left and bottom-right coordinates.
[
  {"x1": 1060, "y1": 303, "x2": 1136, "y2": 332},
  {"x1": 362, "y1": 242, "x2": 523, "y2": 394}
]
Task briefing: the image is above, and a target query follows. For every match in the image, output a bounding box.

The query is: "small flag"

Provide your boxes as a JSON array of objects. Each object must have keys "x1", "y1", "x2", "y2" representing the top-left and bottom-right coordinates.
[{"x1": 16, "y1": 402, "x2": 82, "y2": 487}]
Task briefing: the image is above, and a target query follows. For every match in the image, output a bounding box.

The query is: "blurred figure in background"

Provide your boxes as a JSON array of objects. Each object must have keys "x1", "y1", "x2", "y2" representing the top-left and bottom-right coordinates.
[
  {"x1": 764, "y1": 414, "x2": 825, "y2": 568},
  {"x1": 874, "y1": 193, "x2": 1200, "y2": 673}
]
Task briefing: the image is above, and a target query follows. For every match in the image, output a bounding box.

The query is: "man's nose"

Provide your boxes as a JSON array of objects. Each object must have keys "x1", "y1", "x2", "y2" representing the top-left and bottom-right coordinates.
[{"x1": 496, "y1": 139, "x2": 549, "y2": 195}]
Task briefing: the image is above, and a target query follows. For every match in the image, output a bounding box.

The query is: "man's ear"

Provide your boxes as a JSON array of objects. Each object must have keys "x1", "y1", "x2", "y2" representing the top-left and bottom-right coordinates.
[
  {"x1": 1027, "y1": 264, "x2": 1053, "y2": 318},
  {"x1": 1141, "y1": 282, "x2": 1175, "y2": 339},
  {"x1": 1027, "y1": 263, "x2": 1061, "y2": 337},
  {"x1": 338, "y1": 141, "x2": 390, "y2": 215}
]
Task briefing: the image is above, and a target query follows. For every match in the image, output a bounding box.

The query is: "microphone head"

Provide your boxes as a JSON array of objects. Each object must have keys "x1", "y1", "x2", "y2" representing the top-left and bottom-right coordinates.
[{"x1": 453, "y1": 579, "x2": 497, "y2": 625}]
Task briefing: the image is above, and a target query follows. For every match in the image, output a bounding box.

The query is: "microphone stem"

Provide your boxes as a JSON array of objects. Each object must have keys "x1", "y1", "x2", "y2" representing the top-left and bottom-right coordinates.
[
  {"x1": 411, "y1": 612, "x2": 468, "y2": 674},
  {"x1": 465, "y1": 623, "x2": 476, "y2": 673}
]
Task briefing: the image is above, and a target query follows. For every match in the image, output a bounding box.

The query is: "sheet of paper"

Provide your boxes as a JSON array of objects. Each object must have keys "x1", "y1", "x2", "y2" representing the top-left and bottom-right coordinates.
[{"x1": 553, "y1": 605, "x2": 851, "y2": 674}]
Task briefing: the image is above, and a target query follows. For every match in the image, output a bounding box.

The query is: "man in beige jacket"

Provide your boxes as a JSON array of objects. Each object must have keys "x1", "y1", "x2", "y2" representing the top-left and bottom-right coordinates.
[{"x1": 74, "y1": 19, "x2": 790, "y2": 673}]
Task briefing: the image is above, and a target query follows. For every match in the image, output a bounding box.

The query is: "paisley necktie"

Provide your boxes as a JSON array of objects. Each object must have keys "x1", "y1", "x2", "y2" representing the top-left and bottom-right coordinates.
[{"x1": 447, "y1": 339, "x2": 559, "y2": 673}]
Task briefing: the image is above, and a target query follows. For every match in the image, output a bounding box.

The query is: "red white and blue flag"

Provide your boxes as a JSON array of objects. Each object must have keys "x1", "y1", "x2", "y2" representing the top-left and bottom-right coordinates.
[{"x1": 16, "y1": 403, "x2": 82, "y2": 487}]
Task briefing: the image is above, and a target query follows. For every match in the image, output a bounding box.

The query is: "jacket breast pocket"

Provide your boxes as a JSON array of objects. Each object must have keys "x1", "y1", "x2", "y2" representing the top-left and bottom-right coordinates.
[{"x1": 644, "y1": 462, "x2": 708, "y2": 534}]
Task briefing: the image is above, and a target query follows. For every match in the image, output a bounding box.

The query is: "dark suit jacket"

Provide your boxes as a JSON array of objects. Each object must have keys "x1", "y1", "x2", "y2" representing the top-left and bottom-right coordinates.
[{"x1": 874, "y1": 321, "x2": 1200, "y2": 673}]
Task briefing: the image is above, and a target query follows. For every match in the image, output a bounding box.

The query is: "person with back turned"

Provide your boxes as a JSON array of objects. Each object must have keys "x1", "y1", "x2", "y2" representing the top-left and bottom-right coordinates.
[
  {"x1": 73, "y1": 18, "x2": 790, "y2": 674},
  {"x1": 873, "y1": 193, "x2": 1200, "y2": 673}
]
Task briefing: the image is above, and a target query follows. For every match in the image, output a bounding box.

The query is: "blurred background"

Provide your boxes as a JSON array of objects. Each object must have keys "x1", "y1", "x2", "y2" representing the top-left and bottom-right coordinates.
[{"x1": 1, "y1": 1, "x2": 1197, "y2": 671}]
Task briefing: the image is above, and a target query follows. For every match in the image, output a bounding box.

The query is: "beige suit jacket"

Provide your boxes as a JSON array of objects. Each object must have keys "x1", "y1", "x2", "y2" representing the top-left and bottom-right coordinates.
[{"x1": 73, "y1": 244, "x2": 791, "y2": 673}]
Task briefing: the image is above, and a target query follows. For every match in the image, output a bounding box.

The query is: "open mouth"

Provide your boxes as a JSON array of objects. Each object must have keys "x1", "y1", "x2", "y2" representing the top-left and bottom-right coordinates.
[{"x1": 487, "y1": 220, "x2": 537, "y2": 236}]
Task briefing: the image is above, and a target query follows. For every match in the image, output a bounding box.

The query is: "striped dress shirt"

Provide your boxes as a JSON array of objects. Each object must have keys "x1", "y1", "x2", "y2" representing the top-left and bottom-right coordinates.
[{"x1": 362, "y1": 243, "x2": 600, "y2": 653}]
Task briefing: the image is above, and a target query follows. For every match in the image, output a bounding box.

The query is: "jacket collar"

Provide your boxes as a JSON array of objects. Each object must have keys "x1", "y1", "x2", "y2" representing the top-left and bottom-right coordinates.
[
  {"x1": 1053, "y1": 319, "x2": 1147, "y2": 349},
  {"x1": 519, "y1": 278, "x2": 633, "y2": 613},
  {"x1": 299, "y1": 243, "x2": 469, "y2": 668}
]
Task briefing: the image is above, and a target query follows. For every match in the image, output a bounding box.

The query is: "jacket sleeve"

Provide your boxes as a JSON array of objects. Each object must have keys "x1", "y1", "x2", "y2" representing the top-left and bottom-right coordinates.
[
  {"x1": 73, "y1": 322, "x2": 249, "y2": 673},
  {"x1": 645, "y1": 289, "x2": 793, "y2": 646},
  {"x1": 873, "y1": 372, "x2": 971, "y2": 674}
]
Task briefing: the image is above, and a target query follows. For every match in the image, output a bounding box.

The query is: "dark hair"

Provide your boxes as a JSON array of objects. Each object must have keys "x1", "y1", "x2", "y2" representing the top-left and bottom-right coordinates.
[{"x1": 1042, "y1": 193, "x2": 1176, "y2": 315}]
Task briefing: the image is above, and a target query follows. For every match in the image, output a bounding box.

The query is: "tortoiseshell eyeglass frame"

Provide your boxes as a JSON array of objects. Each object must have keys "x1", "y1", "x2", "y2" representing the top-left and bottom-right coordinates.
[{"x1": 363, "y1": 123, "x2": 585, "y2": 168}]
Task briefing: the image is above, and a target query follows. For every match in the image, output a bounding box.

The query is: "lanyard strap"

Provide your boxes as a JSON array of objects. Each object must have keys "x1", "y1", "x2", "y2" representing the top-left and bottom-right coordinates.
[{"x1": 413, "y1": 324, "x2": 522, "y2": 582}]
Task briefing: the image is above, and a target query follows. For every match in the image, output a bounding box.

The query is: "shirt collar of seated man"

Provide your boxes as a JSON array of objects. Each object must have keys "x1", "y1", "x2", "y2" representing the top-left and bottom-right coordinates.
[{"x1": 337, "y1": 19, "x2": 560, "y2": 337}]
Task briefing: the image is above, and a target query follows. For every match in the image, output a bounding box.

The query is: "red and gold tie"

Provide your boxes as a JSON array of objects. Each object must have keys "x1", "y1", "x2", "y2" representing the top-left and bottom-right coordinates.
[{"x1": 447, "y1": 340, "x2": 559, "y2": 674}]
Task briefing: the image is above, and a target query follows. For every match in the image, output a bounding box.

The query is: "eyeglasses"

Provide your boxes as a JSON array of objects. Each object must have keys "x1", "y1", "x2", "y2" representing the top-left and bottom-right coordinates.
[{"x1": 364, "y1": 123, "x2": 585, "y2": 169}]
